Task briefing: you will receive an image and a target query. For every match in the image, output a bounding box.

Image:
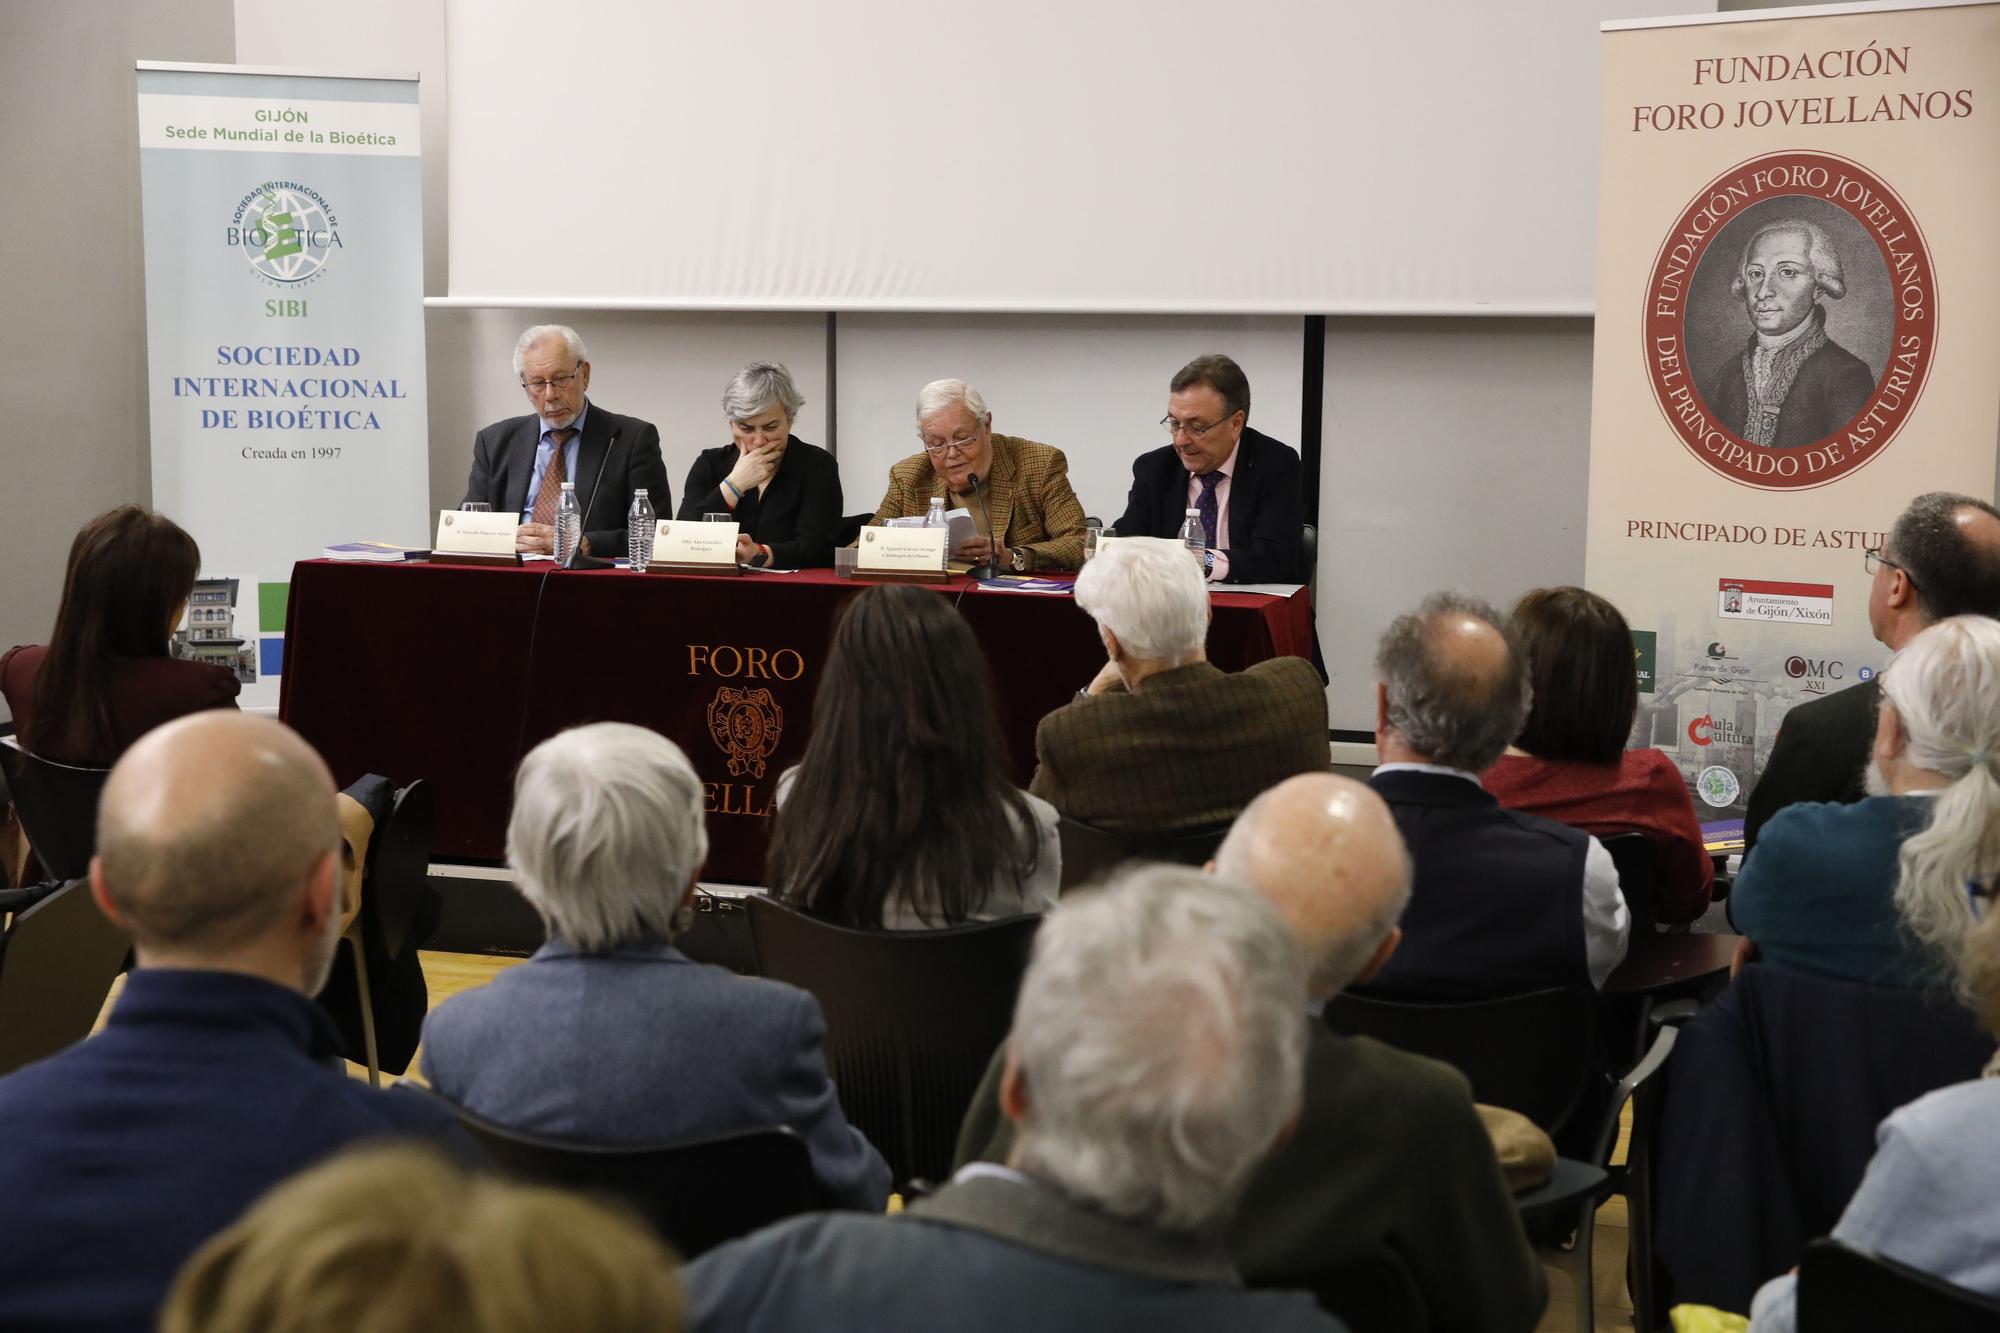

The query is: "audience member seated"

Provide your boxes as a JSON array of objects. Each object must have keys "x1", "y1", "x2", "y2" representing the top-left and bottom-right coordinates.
[
  {"x1": 1364, "y1": 592, "x2": 1630, "y2": 999},
  {"x1": 678, "y1": 360, "x2": 842, "y2": 569},
  {"x1": 865, "y1": 378, "x2": 1088, "y2": 571},
  {"x1": 0, "y1": 713, "x2": 462, "y2": 1333},
  {"x1": 1030, "y1": 536, "x2": 1328, "y2": 834},
  {"x1": 1745, "y1": 491, "x2": 2000, "y2": 850},
  {"x1": 1731, "y1": 614, "x2": 2000, "y2": 990},
  {"x1": 1747, "y1": 882, "x2": 2000, "y2": 1332},
  {"x1": 161, "y1": 1144, "x2": 684, "y2": 1333},
  {"x1": 767, "y1": 585, "x2": 1058, "y2": 928},
  {"x1": 1483, "y1": 586, "x2": 1713, "y2": 926},
  {"x1": 956, "y1": 774, "x2": 1549, "y2": 1332},
  {"x1": 0, "y1": 505, "x2": 238, "y2": 766},
  {"x1": 421, "y1": 722, "x2": 890, "y2": 1210},
  {"x1": 682, "y1": 866, "x2": 1344, "y2": 1333}
]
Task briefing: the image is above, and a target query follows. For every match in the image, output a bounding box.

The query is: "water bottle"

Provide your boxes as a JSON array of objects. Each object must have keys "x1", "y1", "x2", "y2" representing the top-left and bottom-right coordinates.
[
  {"x1": 1179, "y1": 507, "x2": 1206, "y2": 564},
  {"x1": 555, "y1": 482, "x2": 582, "y2": 565},
  {"x1": 627, "y1": 488, "x2": 655, "y2": 572},
  {"x1": 922, "y1": 496, "x2": 948, "y2": 569}
]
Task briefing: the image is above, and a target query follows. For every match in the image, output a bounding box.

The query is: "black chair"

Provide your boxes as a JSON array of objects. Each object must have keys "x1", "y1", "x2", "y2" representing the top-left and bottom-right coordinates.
[
  {"x1": 675, "y1": 889, "x2": 758, "y2": 975},
  {"x1": 371, "y1": 779, "x2": 434, "y2": 962},
  {"x1": 1056, "y1": 817, "x2": 1229, "y2": 894},
  {"x1": 743, "y1": 896, "x2": 1040, "y2": 1187},
  {"x1": 1601, "y1": 831, "x2": 1662, "y2": 934},
  {"x1": 430, "y1": 1092, "x2": 822, "y2": 1259},
  {"x1": 1325, "y1": 987, "x2": 1679, "y2": 1333},
  {"x1": 1797, "y1": 1238, "x2": 2000, "y2": 1332},
  {"x1": 0, "y1": 739, "x2": 110, "y2": 889},
  {"x1": 835, "y1": 512, "x2": 874, "y2": 547},
  {"x1": 0, "y1": 879, "x2": 132, "y2": 1078},
  {"x1": 1300, "y1": 520, "x2": 1317, "y2": 593}
]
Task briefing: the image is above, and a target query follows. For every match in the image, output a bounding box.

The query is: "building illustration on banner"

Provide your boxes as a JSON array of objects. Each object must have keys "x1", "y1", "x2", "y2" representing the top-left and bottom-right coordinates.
[{"x1": 173, "y1": 575, "x2": 256, "y2": 684}]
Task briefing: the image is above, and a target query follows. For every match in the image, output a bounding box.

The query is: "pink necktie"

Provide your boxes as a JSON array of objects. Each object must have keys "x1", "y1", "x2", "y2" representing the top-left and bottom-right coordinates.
[{"x1": 529, "y1": 428, "x2": 576, "y2": 526}]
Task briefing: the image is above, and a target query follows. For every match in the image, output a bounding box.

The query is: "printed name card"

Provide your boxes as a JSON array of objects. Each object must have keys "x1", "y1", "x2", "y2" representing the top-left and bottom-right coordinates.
[
  {"x1": 653, "y1": 519, "x2": 739, "y2": 569},
  {"x1": 854, "y1": 525, "x2": 948, "y2": 582},
  {"x1": 433, "y1": 509, "x2": 519, "y2": 557}
]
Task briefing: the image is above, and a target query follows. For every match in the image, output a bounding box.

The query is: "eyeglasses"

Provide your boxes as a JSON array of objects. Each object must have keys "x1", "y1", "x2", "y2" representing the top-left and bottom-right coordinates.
[
  {"x1": 1160, "y1": 413, "x2": 1238, "y2": 441},
  {"x1": 520, "y1": 365, "x2": 583, "y2": 395},
  {"x1": 1863, "y1": 547, "x2": 1919, "y2": 591},
  {"x1": 922, "y1": 434, "x2": 980, "y2": 457},
  {"x1": 1969, "y1": 879, "x2": 1995, "y2": 920}
]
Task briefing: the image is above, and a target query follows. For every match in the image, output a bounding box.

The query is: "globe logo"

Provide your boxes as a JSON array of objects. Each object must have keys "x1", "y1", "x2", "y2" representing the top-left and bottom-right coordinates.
[{"x1": 234, "y1": 182, "x2": 338, "y2": 284}]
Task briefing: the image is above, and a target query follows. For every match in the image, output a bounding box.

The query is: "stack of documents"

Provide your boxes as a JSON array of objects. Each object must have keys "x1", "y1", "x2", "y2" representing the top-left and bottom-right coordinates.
[{"x1": 324, "y1": 541, "x2": 428, "y2": 562}]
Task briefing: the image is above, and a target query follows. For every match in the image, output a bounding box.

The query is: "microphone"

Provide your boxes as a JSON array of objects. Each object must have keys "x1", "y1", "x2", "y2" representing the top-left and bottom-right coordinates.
[
  {"x1": 965, "y1": 470, "x2": 1001, "y2": 580},
  {"x1": 564, "y1": 429, "x2": 619, "y2": 570}
]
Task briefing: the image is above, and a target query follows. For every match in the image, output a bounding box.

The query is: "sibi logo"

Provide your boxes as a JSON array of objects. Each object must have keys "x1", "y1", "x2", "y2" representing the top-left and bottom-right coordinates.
[{"x1": 228, "y1": 181, "x2": 341, "y2": 286}]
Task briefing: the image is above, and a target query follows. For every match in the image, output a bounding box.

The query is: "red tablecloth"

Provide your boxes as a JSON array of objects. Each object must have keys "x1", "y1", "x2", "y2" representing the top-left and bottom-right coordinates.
[{"x1": 280, "y1": 561, "x2": 1314, "y2": 883}]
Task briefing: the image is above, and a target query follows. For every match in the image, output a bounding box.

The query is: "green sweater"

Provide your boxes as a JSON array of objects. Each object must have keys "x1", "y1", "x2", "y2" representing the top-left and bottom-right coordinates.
[{"x1": 953, "y1": 1021, "x2": 1548, "y2": 1333}]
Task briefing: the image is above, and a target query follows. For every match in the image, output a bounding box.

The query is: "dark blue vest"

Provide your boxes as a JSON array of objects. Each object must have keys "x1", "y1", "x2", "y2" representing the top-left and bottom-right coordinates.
[{"x1": 1362, "y1": 768, "x2": 1593, "y2": 1000}]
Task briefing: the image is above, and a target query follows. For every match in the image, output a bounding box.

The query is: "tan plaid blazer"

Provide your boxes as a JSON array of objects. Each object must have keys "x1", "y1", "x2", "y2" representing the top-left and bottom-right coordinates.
[
  {"x1": 865, "y1": 433, "x2": 1088, "y2": 571},
  {"x1": 1030, "y1": 657, "x2": 1330, "y2": 834}
]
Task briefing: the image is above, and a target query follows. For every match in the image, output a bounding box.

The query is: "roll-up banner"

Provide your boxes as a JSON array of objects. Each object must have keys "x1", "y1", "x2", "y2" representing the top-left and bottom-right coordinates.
[
  {"x1": 1585, "y1": 0, "x2": 2000, "y2": 819},
  {"x1": 135, "y1": 63, "x2": 428, "y2": 708}
]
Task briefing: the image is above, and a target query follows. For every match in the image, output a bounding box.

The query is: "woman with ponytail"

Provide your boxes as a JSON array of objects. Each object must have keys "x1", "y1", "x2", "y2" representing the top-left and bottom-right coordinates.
[{"x1": 1731, "y1": 615, "x2": 2000, "y2": 990}]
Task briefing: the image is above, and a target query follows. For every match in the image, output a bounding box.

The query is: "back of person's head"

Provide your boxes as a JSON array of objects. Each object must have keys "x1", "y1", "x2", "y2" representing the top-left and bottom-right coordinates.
[
  {"x1": 1889, "y1": 492, "x2": 2000, "y2": 624},
  {"x1": 1008, "y1": 865, "x2": 1306, "y2": 1232},
  {"x1": 96, "y1": 712, "x2": 341, "y2": 986},
  {"x1": 1214, "y1": 773, "x2": 1413, "y2": 998},
  {"x1": 1073, "y1": 536, "x2": 1209, "y2": 666},
  {"x1": 1508, "y1": 587, "x2": 1638, "y2": 765},
  {"x1": 1878, "y1": 615, "x2": 2000, "y2": 974},
  {"x1": 31, "y1": 505, "x2": 201, "y2": 757},
  {"x1": 1375, "y1": 591, "x2": 1529, "y2": 773},
  {"x1": 508, "y1": 723, "x2": 707, "y2": 953},
  {"x1": 766, "y1": 585, "x2": 1038, "y2": 928},
  {"x1": 160, "y1": 1144, "x2": 684, "y2": 1333}
]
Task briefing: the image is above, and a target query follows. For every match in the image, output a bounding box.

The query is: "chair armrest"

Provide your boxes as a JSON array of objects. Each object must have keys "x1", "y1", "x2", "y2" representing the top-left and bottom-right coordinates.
[{"x1": 1590, "y1": 1019, "x2": 1679, "y2": 1167}]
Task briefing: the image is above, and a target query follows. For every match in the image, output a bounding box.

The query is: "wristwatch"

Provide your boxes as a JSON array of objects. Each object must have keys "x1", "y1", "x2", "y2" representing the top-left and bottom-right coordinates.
[
  {"x1": 1202, "y1": 549, "x2": 1217, "y2": 577},
  {"x1": 1011, "y1": 547, "x2": 1028, "y2": 572}
]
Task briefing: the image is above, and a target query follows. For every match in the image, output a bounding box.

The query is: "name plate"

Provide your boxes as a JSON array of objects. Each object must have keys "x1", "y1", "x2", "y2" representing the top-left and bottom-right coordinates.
[
  {"x1": 651, "y1": 519, "x2": 740, "y2": 573},
  {"x1": 432, "y1": 510, "x2": 520, "y2": 565},
  {"x1": 854, "y1": 525, "x2": 948, "y2": 583}
]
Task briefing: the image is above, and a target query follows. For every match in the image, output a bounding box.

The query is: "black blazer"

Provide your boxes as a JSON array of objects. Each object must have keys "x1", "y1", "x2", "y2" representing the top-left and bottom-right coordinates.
[
  {"x1": 677, "y1": 436, "x2": 843, "y2": 569},
  {"x1": 1112, "y1": 427, "x2": 1304, "y2": 584},
  {"x1": 1742, "y1": 677, "x2": 1879, "y2": 852},
  {"x1": 463, "y1": 401, "x2": 670, "y2": 558}
]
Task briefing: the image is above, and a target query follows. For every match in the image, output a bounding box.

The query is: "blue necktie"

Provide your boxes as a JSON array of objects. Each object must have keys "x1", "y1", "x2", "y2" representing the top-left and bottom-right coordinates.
[{"x1": 1197, "y1": 471, "x2": 1222, "y2": 550}]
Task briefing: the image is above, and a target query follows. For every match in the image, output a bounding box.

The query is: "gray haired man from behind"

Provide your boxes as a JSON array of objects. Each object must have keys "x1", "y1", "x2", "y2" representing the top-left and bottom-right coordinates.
[
  {"x1": 680, "y1": 866, "x2": 1347, "y2": 1333},
  {"x1": 1364, "y1": 591, "x2": 1629, "y2": 1000}
]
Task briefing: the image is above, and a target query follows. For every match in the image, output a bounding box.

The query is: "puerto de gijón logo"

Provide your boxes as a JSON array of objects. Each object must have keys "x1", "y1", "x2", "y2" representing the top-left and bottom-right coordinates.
[{"x1": 228, "y1": 182, "x2": 341, "y2": 286}]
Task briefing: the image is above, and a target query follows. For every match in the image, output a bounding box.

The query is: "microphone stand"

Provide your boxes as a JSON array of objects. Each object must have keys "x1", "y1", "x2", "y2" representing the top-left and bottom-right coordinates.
[
  {"x1": 563, "y1": 429, "x2": 619, "y2": 570},
  {"x1": 965, "y1": 471, "x2": 1002, "y2": 580}
]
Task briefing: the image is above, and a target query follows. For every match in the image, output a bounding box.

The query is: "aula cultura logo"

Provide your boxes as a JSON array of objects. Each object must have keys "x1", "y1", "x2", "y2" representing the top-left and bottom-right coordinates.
[{"x1": 228, "y1": 182, "x2": 341, "y2": 286}]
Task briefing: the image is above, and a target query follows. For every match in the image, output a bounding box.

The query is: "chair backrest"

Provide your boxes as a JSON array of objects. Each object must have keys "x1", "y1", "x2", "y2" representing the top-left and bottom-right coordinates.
[
  {"x1": 0, "y1": 741, "x2": 110, "y2": 884},
  {"x1": 835, "y1": 513, "x2": 874, "y2": 547},
  {"x1": 1056, "y1": 817, "x2": 1229, "y2": 893},
  {"x1": 370, "y1": 780, "x2": 433, "y2": 961},
  {"x1": 1301, "y1": 521, "x2": 1318, "y2": 591},
  {"x1": 436, "y1": 1095, "x2": 822, "y2": 1259},
  {"x1": 1599, "y1": 831, "x2": 1661, "y2": 932},
  {"x1": 743, "y1": 895, "x2": 1040, "y2": 1186},
  {"x1": 1324, "y1": 986, "x2": 1599, "y2": 1138},
  {"x1": 1798, "y1": 1239, "x2": 2000, "y2": 1332},
  {"x1": 0, "y1": 879, "x2": 132, "y2": 1078}
]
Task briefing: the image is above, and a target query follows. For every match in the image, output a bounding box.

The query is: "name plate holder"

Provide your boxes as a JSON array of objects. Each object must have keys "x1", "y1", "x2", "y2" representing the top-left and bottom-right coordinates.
[
  {"x1": 431, "y1": 510, "x2": 522, "y2": 567},
  {"x1": 642, "y1": 519, "x2": 742, "y2": 576},
  {"x1": 852, "y1": 526, "x2": 948, "y2": 584}
]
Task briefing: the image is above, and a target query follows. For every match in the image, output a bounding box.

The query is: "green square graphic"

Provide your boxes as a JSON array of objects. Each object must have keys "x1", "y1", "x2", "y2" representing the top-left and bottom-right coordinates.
[
  {"x1": 1632, "y1": 629, "x2": 1657, "y2": 695},
  {"x1": 258, "y1": 582, "x2": 290, "y2": 634}
]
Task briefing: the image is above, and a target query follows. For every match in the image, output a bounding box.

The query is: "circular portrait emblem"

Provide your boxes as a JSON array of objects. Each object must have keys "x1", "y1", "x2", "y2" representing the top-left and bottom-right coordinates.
[{"x1": 1643, "y1": 151, "x2": 1936, "y2": 490}]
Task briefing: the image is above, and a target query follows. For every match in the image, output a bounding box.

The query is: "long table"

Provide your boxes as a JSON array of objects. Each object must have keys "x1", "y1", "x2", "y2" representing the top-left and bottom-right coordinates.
[{"x1": 279, "y1": 561, "x2": 1315, "y2": 883}]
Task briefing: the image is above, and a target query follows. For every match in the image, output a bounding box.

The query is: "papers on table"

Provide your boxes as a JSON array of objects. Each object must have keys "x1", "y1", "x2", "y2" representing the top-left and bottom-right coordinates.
[
  {"x1": 1700, "y1": 819, "x2": 1745, "y2": 855},
  {"x1": 1222, "y1": 582, "x2": 1306, "y2": 597},
  {"x1": 972, "y1": 576, "x2": 1073, "y2": 595},
  {"x1": 323, "y1": 540, "x2": 427, "y2": 562},
  {"x1": 885, "y1": 508, "x2": 978, "y2": 552}
]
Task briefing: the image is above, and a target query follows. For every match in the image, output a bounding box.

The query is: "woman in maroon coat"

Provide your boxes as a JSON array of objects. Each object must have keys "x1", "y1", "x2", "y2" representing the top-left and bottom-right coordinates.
[
  {"x1": 1482, "y1": 586, "x2": 1714, "y2": 926},
  {"x1": 2, "y1": 506, "x2": 237, "y2": 767}
]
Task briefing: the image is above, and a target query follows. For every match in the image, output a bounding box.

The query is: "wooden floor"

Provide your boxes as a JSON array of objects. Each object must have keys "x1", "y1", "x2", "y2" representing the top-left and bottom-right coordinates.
[{"x1": 112, "y1": 950, "x2": 1639, "y2": 1330}]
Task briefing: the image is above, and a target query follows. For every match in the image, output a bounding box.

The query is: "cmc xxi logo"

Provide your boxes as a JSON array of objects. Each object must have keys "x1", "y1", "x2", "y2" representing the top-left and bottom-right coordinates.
[
  {"x1": 228, "y1": 181, "x2": 341, "y2": 285},
  {"x1": 1785, "y1": 655, "x2": 1845, "y2": 694},
  {"x1": 1644, "y1": 151, "x2": 1936, "y2": 490}
]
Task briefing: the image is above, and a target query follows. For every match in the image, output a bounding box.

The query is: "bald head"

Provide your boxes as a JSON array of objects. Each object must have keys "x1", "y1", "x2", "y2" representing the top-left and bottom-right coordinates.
[
  {"x1": 1375, "y1": 591, "x2": 1530, "y2": 773},
  {"x1": 96, "y1": 713, "x2": 340, "y2": 960},
  {"x1": 1214, "y1": 774, "x2": 1412, "y2": 998}
]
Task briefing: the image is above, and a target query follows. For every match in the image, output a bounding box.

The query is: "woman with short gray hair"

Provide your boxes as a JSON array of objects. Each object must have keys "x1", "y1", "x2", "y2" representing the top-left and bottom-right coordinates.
[{"x1": 678, "y1": 361, "x2": 843, "y2": 568}]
